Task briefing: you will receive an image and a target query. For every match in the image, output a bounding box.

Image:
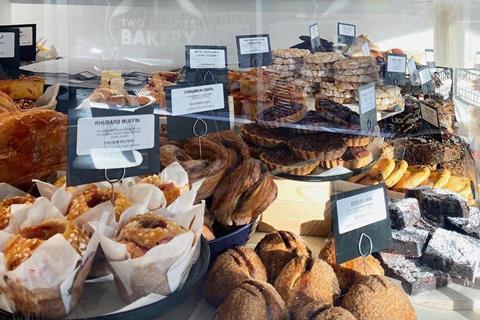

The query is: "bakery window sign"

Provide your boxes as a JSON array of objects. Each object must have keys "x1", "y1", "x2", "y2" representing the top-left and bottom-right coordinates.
[
  {"x1": 332, "y1": 184, "x2": 393, "y2": 264},
  {"x1": 67, "y1": 107, "x2": 160, "y2": 186}
]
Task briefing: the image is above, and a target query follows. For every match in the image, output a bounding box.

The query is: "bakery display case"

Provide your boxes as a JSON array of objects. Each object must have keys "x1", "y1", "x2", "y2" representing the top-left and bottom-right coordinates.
[{"x1": 1, "y1": 0, "x2": 480, "y2": 319}]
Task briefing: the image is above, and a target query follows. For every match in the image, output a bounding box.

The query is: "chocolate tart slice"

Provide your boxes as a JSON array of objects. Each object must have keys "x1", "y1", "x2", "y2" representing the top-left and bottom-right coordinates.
[
  {"x1": 319, "y1": 147, "x2": 373, "y2": 169},
  {"x1": 241, "y1": 123, "x2": 292, "y2": 148},
  {"x1": 315, "y1": 98, "x2": 360, "y2": 127},
  {"x1": 288, "y1": 134, "x2": 347, "y2": 161},
  {"x1": 256, "y1": 103, "x2": 307, "y2": 128},
  {"x1": 293, "y1": 110, "x2": 338, "y2": 133},
  {"x1": 260, "y1": 147, "x2": 319, "y2": 176}
]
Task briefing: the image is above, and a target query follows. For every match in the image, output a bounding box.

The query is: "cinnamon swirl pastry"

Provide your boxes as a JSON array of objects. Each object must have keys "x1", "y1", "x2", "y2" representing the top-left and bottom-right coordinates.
[{"x1": 211, "y1": 158, "x2": 278, "y2": 226}]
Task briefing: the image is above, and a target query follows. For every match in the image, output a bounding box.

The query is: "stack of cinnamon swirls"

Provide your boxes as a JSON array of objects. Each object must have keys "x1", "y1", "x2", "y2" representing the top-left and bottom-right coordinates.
[{"x1": 160, "y1": 130, "x2": 278, "y2": 228}]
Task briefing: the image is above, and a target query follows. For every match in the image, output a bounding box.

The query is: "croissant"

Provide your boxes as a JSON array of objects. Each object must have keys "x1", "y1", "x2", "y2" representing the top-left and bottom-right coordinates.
[
  {"x1": 0, "y1": 91, "x2": 18, "y2": 114},
  {"x1": 0, "y1": 109, "x2": 67, "y2": 186}
]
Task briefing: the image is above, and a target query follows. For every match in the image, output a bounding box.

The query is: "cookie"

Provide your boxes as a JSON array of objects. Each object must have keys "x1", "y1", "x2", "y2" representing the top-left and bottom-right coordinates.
[
  {"x1": 334, "y1": 73, "x2": 380, "y2": 83},
  {"x1": 335, "y1": 65, "x2": 380, "y2": 76},
  {"x1": 272, "y1": 48, "x2": 310, "y2": 59},
  {"x1": 273, "y1": 57, "x2": 303, "y2": 65},
  {"x1": 301, "y1": 68, "x2": 334, "y2": 78},
  {"x1": 333, "y1": 56, "x2": 377, "y2": 70},
  {"x1": 334, "y1": 81, "x2": 365, "y2": 90},
  {"x1": 320, "y1": 89, "x2": 354, "y2": 98},
  {"x1": 269, "y1": 63, "x2": 303, "y2": 71},
  {"x1": 303, "y1": 52, "x2": 344, "y2": 64}
]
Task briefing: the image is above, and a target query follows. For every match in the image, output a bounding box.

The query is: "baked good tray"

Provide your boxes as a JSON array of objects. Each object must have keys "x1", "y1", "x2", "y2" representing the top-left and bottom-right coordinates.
[{"x1": 0, "y1": 238, "x2": 210, "y2": 320}]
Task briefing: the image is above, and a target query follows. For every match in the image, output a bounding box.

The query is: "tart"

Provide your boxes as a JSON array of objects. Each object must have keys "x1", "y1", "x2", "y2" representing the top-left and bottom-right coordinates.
[
  {"x1": 260, "y1": 147, "x2": 319, "y2": 176},
  {"x1": 241, "y1": 123, "x2": 292, "y2": 148},
  {"x1": 256, "y1": 103, "x2": 307, "y2": 128},
  {"x1": 288, "y1": 134, "x2": 347, "y2": 161},
  {"x1": 343, "y1": 134, "x2": 372, "y2": 147},
  {"x1": 319, "y1": 147, "x2": 373, "y2": 170},
  {"x1": 315, "y1": 98, "x2": 360, "y2": 127},
  {"x1": 293, "y1": 110, "x2": 337, "y2": 133}
]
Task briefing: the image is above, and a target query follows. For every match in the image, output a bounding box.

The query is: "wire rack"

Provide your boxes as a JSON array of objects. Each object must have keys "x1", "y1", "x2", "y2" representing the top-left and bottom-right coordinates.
[{"x1": 454, "y1": 68, "x2": 480, "y2": 107}]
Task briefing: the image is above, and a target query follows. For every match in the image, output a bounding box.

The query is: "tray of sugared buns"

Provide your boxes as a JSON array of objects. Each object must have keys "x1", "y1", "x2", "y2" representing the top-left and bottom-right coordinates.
[
  {"x1": 204, "y1": 230, "x2": 417, "y2": 320},
  {"x1": 0, "y1": 163, "x2": 209, "y2": 319}
]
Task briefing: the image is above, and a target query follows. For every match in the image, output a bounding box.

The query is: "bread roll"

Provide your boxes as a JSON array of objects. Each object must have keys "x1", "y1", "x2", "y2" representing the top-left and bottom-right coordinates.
[{"x1": 0, "y1": 109, "x2": 67, "y2": 186}]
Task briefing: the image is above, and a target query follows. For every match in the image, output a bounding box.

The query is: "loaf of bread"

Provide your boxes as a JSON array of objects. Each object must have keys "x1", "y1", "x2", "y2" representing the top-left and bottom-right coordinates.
[
  {"x1": 0, "y1": 109, "x2": 67, "y2": 186},
  {"x1": 0, "y1": 76, "x2": 45, "y2": 100}
]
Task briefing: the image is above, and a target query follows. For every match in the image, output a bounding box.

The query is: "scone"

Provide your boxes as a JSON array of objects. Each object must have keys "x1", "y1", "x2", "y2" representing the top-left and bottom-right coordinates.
[
  {"x1": 204, "y1": 247, "x2": 267, "y2": 306},
  {"x1": 214, "y1": 280, "x2": 288, "y2": 320},
  {"x1": 319, "y1": 238, "x2": 384, "y2": 292},
  {"x1": 342, "y1": 275, "x2": 416, "y2": 320},
  {"x1": 255, "y1": 231, "x2": 312, "y2": 282},
  {"x1": 274, "y1": 257, "x2": 340, "y2": 309}
]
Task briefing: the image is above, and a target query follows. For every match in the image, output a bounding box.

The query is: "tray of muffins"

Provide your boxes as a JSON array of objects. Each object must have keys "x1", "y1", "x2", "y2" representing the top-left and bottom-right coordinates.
[
  {"x1": 239, "y1": 97, "x2": 383, "y2": 182},
  {"x1": 0, "y1": 163, "x2": 210, "y2": 319}
]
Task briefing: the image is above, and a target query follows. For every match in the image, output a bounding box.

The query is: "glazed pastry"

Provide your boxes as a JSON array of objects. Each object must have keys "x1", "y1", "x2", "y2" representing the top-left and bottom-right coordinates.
[
  {"x1": 394, "y1": 165, "x2": 431, "y2": 190},
  {"x1": 384, "y1": 160, "x2": 408, "y2": 187},
  {"x1": 274, "y1": 257, "x2": 340, "y2": 308},
  {"x1": 241, "y1": 123, "x2": 293, "y2": 148},
  {"x1": 214, "y1": 279, "x2": 288, "y2": 320},
  {"x1": 255, "y1": 231, "x2": 312, "y2": 282},
  {"x1": 319, "y1": 147, "x2": 372, "y2": 170},
  {"x1": 369, "y1": 158, "x2": 396, "y2": 181},
  {"x1": 342, "y1": 275, "x2": 416, "y2": 320},
  {"x1": 319, "y1": 238, "x2": 384, "y2": 292},
  {"x1": 204, "y1": 247, "x2": 267, "y2": 306},
  {"x1": 0, "y1": 91, "x2": 18, "y2": 113},
  {"x1": 211, "y1": 158, "x2": 278, "y2": 226},
  {"x1": 288, "y1": 134, "x2": 347, "y2": 161},
  {"x1": 67, "y1": 185, "x2": 132, "y2": 221},
  {"x1": 206, "y1": 130, "x2": 251, "y2": 171},
  {"x1": 420, "y1": 169, "x2": 451, "y2": 189},
  {"x1": 117, "y1": 213, "x2": 187, "y2": 258},
  {"x1": 4, "y1": 219, "x2": 89, "y2": 270},
  {"x1": 160, "y1": 144, "x2": 192, "y2": 167},
  {"x1": 0, "y1": 109, "x2": 67, "y2": 187},
  {"x1": 0, "y1": 195, "x2": 35, "y2": 230},
  {"x1": 183, "y1": 137, "x2": 231, "y2": 200},
  {"x1": 256, "y1": 103, "x2": 307, "y2": 128},
  {"x1": 139, "y1": 174, "x2": 185, "y2": 205},
  {"x1": 260, "y1": 147, "x2": 319, "y2": 176},
  {"x1": 291, "y1": 300, "x2": 356, "y2": 320}
]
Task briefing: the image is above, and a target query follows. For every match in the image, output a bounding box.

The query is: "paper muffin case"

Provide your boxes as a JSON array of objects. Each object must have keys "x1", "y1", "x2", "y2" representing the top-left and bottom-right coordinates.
[
  {"x1": 98, "y1": 180, "x2": 204, "y2": 303},
  {"x1": 0, "y1": 197, "x2": 100, "y2": 319}
]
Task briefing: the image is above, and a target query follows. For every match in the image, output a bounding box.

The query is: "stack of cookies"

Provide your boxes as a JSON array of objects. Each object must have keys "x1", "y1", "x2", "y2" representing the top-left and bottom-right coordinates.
[
  {"x1": 295, "y1": 52, "x2": 344, "y2": 96},
  {"x1": 319, "y1": 56, "x2": 379, "y2": 104},
  {"x1": 269, "y1": 48, "x2": 310, "y2": 82}
]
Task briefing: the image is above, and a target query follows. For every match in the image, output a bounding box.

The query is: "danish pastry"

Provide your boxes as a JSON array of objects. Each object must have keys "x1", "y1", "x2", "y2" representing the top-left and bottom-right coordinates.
[
  {"x1": 67, "y1": 185, "x2": 132, "y2": 221},
  {"x1": 369, "y1": 158, "x2": 395, "y2": 182},
  {"x1": 0, "y1": 91, "x2": 18, "y2": 113},
  {"x1": 420, "y1": 169, "x2": 451, "y2": 189},
  {"x1": 204, "y1": 247, "x2": 267, "y2": 306},
  {"x1": 394, "y1": 165, "x2": 430, "y2": 190},
  {"x1": 0, "y1": 195, "x2": 35, "y2": 230},
  {"x1": 383, "y1": 160, "x2": 408, "y2": 187},
  {"x1": 4, "y1": 219, "x2": 89, "y2": 270}
]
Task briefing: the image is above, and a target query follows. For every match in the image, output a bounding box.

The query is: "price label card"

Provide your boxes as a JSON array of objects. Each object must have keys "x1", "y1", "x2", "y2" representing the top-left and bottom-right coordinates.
[
  {"x1": 384, "y1": 54, "x2": 407, "y2": 86},
  {"x1": 0, "y1": 29, "x2": 19, "y2": 79},
  {"x1": 418, "y1": 67, "x2": 434, "y2": 94},
  {"x1": 0, "y1": 24, "x2": 36, "y2": 61},
  {"x1": 420, "y1": 103, "x2": 440, "y2": 128},
  {"x1": 186, "y1": 46, "x2": 226, "y2": 69},
  {"x1": 361, "y1": 42, "x2": 370, "y2": 57},
  {"x1": 67, "y1": 107, "x2": 159, "y2": 186},
  {"x1": 332, "y1": 184, "x2": 392, "y2": 264},
  {"x1": 358, "y1": 82, "x2": 377, "y2": 132},
  {"x1": 407, "y1": 58, "x2": 419, "y2": 85},
  {"x1": 425, "y1": 48, "x2": 436, "y2": 68},
  {"x1": 236, "y1": 34, "x2": 272, "y2": 68},
  {"x1": 169, "y1": 83, "x2": 225, "y2": 116},
  {"x1": 337, "y1": 22, "x2": 356, "y2": 45},
  {"x1": 309, "y1": 23, "x2": 321, "y2": 52}
]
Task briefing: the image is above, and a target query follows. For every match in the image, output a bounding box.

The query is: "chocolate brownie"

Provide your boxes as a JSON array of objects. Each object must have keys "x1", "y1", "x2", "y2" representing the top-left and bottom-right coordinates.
[
  {"x1": 384, "y1": 227, "x2": 429, "y2": 258},
  {"x1": 421, "y1": 228, "x2": 480, "y2": 282},
  {"x1": 446, "y1": 207, "x2": 480, "y2": 239},
  {"x1": 388, "y1": 198, "x2": 421, "y2": 230},
  {"x1": 376, "y1": 252, "x2": 450, "y2": 296}
]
